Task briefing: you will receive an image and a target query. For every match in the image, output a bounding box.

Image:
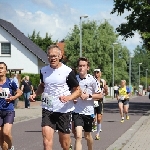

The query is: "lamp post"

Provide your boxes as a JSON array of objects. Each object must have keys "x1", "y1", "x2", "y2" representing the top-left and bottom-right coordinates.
[
  {"x1": 80, "y1": 15, "x2": 88, "y2": 57},
  {"x1": 112, "y1": 42, "x2": 118, "y2": 98},
  {"x1": 129, "y1": 54, "x2": 134, "y2": 87},
  {"x1": 139, "y1": 63, "x2": 142, "y2": 86},
  {"x1": 146, "y1": 69, "x2": 148, "y2": 90}
]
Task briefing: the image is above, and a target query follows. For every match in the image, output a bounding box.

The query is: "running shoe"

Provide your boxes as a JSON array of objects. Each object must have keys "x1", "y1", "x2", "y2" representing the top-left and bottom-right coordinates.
[
  {"x1": 100, "y1": 129, "x2": 102, "y2": 132},
  {"x1": 69, "y1": 145, "x2": 72, "y2": 150},
  {"x1": 121, "y1": 119, "x2": 124, "y2": 123},
  {"x1": 8, "y1": 146, "x2": 14, "y2": 150},
  {"x1": 95, "y1": 135, "x2": 100, "y2": 140},
  {"x1": 92, "y1": 126, "x2": 97, "y2": 132},
  {"x1": 126, "y1": 116, "x2": 130, "y2": 120}
]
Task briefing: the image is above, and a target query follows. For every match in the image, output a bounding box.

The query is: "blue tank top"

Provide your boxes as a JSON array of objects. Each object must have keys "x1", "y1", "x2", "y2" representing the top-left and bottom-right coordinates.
[{"x1": 0, "y1": 78, "x2": 18, "y2": 111}]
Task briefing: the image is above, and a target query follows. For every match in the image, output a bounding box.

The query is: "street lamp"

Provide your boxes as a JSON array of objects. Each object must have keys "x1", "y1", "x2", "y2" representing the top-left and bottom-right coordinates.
[
  {"x1": 146, "y1": 69, "x2": 148, "y2": 90},
  {"x1": 139, "y1": 63, "x2": 142, "y2": 86},
  {"x1": 112, "y1": 42, "x2": 118, "y2": 98},
  {"x1": 80, "y1": 15, "x2": 88, "y2": 57},
  {"x1": 129, "y1": 53, "x2": 134, "y2": 87}
]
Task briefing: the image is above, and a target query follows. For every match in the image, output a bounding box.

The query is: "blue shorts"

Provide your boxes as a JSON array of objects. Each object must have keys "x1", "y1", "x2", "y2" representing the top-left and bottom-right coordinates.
[{"x1": 0, "y1": 111, "x2": 15, "y2": 127}]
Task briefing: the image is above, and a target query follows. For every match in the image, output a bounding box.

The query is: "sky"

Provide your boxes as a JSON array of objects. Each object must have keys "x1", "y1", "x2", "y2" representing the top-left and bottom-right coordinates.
[{"x1": 0, "y1": 0, "x2": 142, "y2": 52}]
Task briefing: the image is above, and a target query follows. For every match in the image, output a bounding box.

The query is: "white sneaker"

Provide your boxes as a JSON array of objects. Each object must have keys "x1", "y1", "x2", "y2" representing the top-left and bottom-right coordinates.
[
  {"x1": 8, "y1": 146, "x2": 14, "y2": 150},
  {"x1": 100, "y1": 129, "x2": 102, "y2": 132}
]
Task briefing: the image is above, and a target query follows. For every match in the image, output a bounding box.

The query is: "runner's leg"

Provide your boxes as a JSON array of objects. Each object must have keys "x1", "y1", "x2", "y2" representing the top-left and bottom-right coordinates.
[{"x1": 118, "y1": 101, "x2": 124, "y2": 122}]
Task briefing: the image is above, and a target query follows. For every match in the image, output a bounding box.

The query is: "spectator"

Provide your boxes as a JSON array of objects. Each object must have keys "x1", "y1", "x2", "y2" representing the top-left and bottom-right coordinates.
[
  {"x1": 113, "y1": 84, "x2": 119, "y2": 98},
  {"x1": 21, "y1": 76, "x2": 34, "y2": 108}
]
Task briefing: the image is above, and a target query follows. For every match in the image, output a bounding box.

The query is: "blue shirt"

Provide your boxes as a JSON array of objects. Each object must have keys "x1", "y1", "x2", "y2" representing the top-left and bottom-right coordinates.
[
  {"x1": 0, "y1": 78, "x2": 18, "y2": 111},
  {"x1": 12, "y1": 77, "x2": 19, "y2": 88}
]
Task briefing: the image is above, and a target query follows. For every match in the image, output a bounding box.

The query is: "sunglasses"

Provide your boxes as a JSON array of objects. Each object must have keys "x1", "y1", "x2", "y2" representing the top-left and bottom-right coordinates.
[{"x1": 94, "y1": 71, "x2": 100, "y2": 74}]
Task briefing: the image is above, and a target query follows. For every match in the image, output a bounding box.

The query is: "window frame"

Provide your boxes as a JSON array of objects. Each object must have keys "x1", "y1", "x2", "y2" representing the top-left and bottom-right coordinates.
[{"x1": 0, "y1": 42, "x2": 11, "y2": 56}]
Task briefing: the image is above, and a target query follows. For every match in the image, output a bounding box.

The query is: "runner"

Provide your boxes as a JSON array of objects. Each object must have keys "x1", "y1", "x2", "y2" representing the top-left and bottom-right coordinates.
[
  {"x1": 73, "y1": 57, "x2": 102, "y2": 150},
  {"x1": 93, "y1": 69, "x2": 108, "y2": 140},
  {"x1": 30, "y1": 45, "x2": 81, "y2": 150},
  {"x1": 117, "y1": 80, "x2": 130, "y2": 123},
  {"x1": 0, "y1": 62, "x2": 22, "y2": 150}
]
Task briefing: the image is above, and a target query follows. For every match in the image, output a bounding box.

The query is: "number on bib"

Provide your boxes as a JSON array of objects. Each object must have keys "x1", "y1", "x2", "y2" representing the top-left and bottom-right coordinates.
[
  {"x1": 41, "y1": 93, "x2": 53, "y2": 108},
  {"x1": 94, "y1": 101, "x2": 99, "y2": 107},
  {"x1": 0, "y1": 88, "x2": 10, "y2": 98},
  {"x1": 120, "y1": 95, "x2": 125, "y2": 100}
]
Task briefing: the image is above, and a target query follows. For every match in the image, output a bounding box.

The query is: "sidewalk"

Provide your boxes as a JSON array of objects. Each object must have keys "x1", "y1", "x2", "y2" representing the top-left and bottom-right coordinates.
[
  {"x1": 14, "y1": 101, "x2": 42, "y2": 123},
  {"x1": 107, "y1": 96, "x2": 150, "y2": 150}
]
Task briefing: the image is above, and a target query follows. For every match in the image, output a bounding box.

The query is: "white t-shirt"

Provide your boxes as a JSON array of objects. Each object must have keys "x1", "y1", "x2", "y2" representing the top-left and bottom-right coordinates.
[
  {"x1": 40, "y1": 64, "x2": 79, "y2": 113},
  {"x1": 114, "y1": 86, "x2": 119, "y2": 90},
  {"x1": 73, "y1": 74, "x2": 101, "y2": 115}
]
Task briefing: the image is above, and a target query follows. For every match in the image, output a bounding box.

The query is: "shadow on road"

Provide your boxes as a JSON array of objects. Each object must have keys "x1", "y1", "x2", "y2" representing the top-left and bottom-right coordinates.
[
  {"x1": 25, "y1": 131, "x2": 42, "y2": 132},
  {"x1": 104, "y1": 101, "x2": 150, "y2": 116}
]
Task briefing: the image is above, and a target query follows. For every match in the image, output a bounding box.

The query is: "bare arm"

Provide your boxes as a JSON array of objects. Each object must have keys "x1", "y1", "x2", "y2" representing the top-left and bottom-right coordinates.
[
  {"x1": 92, "y1": 92, "x2": 103, "y2": 100},
  {"x1": 14, "y1": 88, "x2": 23, "y2": 99},
  {"x1": 6, "y1": 88, "x2": 23, "y2": 102},
  {"x1": 59, "y1": 86, "x2": 81, "y2": 103},
  {"x1": 21, "y1": 85, "x2": 24, "y2": 91},
  {"x1": 103, "y1": 80, "x2": 108, "y2": 96},
  {"x1": 31, "y1": 85, "x2": 34, "y2": 91},
  {"x1": 34, "y1": 83, "x2": 45, "y2": 96},
  {"x1": 69, "y1": 86, "x2": 82, "y2": 100},
  {"x1": 29, "y1": 83, "x2": 44, "y2": 101},
  {"x1": 116, "y1": 94, "x2": 119, "y2": 100}
]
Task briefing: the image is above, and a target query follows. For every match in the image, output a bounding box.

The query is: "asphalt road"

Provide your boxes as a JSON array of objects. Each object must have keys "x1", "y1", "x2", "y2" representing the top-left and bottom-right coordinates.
[{"x1": 12, "y1": 96, "x2": 150, "y2": 150}]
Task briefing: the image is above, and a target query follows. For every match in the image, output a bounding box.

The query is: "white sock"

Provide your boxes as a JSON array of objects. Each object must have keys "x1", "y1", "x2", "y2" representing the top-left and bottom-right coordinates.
[
  {"x1": 96, "y1": 123, "x2": 101, "y2": 135},
  {"x1": 122, "y1": 117, "x2": 124, "y2": 120}
]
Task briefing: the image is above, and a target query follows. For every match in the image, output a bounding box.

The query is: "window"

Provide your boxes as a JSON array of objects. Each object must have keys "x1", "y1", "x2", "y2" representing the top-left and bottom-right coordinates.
[{"x1": 1, "y1": 43, "x2": 11, "y2": 54}]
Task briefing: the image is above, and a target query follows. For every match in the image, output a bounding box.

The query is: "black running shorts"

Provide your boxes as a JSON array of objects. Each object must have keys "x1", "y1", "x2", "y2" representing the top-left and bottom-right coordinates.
[
  {"x1": 118, "y1": 99, "x2": 129, "y2": 105},
  {"x1": 73, "y1": 113, "x2": 94, "y2": 132},
  {"x1": 94, "y1": 100, "x2": 103, "y2": 115},
  {"x1": 41, "y1": 109, "x2": 71, "y2": 134}
]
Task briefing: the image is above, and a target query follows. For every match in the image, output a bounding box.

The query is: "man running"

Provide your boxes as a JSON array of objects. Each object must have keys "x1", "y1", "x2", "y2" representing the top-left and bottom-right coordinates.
[
  {"x1": 73, "y1": 57, "x2": 102, "y2": 150},
  {"x1": 30, "y1": 45, "x2": 81, "y2": 150},
  {"x1": 93, "y1": 69, "x2": 108, "y2": 140},
  {"x1": 117, "y1": 80, "x2": 130, "y2": 123},
  {"x1": 0, "y1": 62, "x2": 22, "y2": 150}
]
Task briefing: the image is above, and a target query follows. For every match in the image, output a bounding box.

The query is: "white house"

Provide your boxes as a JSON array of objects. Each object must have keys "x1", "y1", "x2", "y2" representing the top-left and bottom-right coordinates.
[{"x1": 0, "y1": 19, "x2": 49, "y2": 74}]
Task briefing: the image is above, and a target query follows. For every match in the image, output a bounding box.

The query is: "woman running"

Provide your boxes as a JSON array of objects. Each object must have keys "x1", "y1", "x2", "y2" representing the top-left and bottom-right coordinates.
[{"x1": 117, "y1": 80, "x2": 131, "y2": 123}]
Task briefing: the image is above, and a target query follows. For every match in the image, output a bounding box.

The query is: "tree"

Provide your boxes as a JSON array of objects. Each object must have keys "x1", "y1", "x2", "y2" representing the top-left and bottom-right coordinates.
[
  {"x1": 131, "y1": 45, "x2": 150, "y2": 86},
  {"x1": 111, "y1": 0, "x2": 150, "y2": 50},
  {"x1": 28, "y1": 30, "x2": 54, "y2": 52},
  {"x1": 64, "y1": 20, "x2": 130, "y2": 85}
]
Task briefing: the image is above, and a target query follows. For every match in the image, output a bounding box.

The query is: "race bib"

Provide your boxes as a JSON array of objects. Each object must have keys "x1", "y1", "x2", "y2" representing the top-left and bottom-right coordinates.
[
  {"x1": 41, "y1": 93, "x2": 53, "y2": 108},
  {"x1": 94, "y1": 101, "x2": 99, "y2": 107},
  {"x1": 120, "y1": 95, "x2": 125, "y2": 100},
  {"x1": 0, "y1": 88, "x2": 10, "y2": 98}
]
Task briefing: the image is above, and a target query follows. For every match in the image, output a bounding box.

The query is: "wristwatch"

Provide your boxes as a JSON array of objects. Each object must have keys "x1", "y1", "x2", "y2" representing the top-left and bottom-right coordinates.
[{"x1": 89, "y1": 94, "x2": 92, "y2": 98}]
